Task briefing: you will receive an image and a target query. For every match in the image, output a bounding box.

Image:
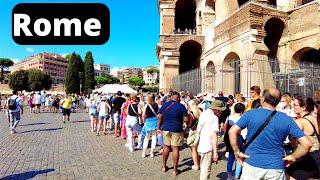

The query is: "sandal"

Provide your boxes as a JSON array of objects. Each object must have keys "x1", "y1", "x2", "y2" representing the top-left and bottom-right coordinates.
[{"x1": 161, "y1": 166, "x2": 168, "y2": 173}]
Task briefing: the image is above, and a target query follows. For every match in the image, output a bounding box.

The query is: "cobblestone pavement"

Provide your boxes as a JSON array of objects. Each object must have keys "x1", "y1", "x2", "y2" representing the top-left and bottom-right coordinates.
[{"x1": 0, "y1": 108, "x2": 227, "y2": 180}]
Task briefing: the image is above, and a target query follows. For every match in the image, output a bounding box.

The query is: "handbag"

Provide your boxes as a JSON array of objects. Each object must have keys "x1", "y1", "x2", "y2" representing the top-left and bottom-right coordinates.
[
  {"x1": 242, "y1": 110, "x2": 277, "y2": 152},
  {"x1": 186, "y1": 120, "x2": 202, "y2": 147}
]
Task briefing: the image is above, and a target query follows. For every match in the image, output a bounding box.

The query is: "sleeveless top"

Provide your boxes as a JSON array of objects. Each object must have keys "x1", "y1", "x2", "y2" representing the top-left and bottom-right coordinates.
[
  {"x1": 128, "y1": 103, "x2": 139, "y2": 117},
  {"x1": 304, "y1": 117, "x2": 320, "y2": 152}
]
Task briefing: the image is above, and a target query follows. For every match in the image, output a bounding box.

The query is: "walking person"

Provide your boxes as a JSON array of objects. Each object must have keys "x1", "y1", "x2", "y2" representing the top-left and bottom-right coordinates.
[
  {"x1": 7, "y1": 90, "x2": 23, "y2": 134},
  {"x1": 88, "y1": 97, "x2": 98, "y2": 132},
  {"x1": 120, "y1": 94, "x2": 131, "y2": 139},
  {"x1": 112, "y1": 91, "x2": 126, "y2": 137},
  {"x1": 224, "y1": 103, "x2": 246, "y2": 180},
  {"x1": 35, "y1": 92, "x2": 41, "y2": 113},
  {"x1": 197, "y1": 100, "x2": 225, "y2": 180},
  {"x1": 28, "y1": 94, "x2": 35, "y2": 113},
  {"x1": 141, "y1": 94, "x2": 159, "y2": 158},
  {"x1": 96, "y1": 97, "x2": 111, "y2": 136},
  {"x1": 286, "y1": 96, "x2": 320, "y2": 179},
  {"x1": 157, "y1": 91, "x2": 189, "y2": 176},
  {"x1": 60, "y1": 95, "x2": 72, "y2": 123},
  {"x1": 125, "y1": 94, "x2": 143, "y2": 152},
  {"x1": 228, "y1": 88, "x2": 312, "y2": 180}
]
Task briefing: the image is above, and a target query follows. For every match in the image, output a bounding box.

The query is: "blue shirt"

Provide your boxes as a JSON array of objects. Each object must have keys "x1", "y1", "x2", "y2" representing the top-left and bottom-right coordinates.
[
  {"x1": 158, "y1": 100, "x2": 188, "y2": 133},
  {"x1": 236, "y1": 108, "x2": 305, "y2": 169}
]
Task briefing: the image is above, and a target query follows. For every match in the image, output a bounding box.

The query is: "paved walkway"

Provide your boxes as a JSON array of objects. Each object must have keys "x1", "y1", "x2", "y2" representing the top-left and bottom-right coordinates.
[{"x1": 0, "y1": 109, "x2": 227, "y2": 179}]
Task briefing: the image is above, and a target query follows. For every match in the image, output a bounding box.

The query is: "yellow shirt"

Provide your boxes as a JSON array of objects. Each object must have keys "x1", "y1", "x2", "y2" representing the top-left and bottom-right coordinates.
[
  {"x1": 245, "y1": 97, "x2": 259, "y2": 111},
  {"x1": 62, "y1": 98, "x2": 72, "y2": 109}
]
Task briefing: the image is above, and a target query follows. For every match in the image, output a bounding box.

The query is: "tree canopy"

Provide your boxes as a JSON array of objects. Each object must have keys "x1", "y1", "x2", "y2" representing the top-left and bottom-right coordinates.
[
  {"x1": 83, "y1": 51, "x2": 96, "y2": 94},
  {"x1": 146, "y1": 68, "x2": 159, "y2": 74},
  {"x1": 128, "y1": 76, "x2": 145, "y2": 87},
  {"x1": 0, "y1": 58, "x2": 14, "y2": 81},
  {"x1": 95, "y1": 74, "x2": 119, "y2": 85},
  {"x1": 65, "y1": 52, "x2": 81, "y2": 94}
]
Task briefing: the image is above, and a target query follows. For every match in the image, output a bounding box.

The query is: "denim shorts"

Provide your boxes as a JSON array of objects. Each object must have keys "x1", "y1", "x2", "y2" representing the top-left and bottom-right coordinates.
[
  {"x1": 113, "y1": 112, "x2": 121, "y2": 124},
  {"x1": 99, "y1": 115, "x2": 110, "y2": 121}
]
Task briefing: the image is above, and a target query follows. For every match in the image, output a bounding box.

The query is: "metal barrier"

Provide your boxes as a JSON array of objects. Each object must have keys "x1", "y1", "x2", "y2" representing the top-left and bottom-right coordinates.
[{"x1": 172, "y1": 58, "x2": 320, "y2": 99}]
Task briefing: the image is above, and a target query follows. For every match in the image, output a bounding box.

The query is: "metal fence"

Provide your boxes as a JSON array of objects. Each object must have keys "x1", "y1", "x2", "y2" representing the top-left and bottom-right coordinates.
[{"x1": 172, "y1": 58, "x2": 320, "y2": 99}]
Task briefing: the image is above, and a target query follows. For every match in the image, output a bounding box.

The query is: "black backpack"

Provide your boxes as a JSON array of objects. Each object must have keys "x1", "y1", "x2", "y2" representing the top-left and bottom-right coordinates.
[{"x1": 8, "y1": 97, "x2": 18, "y2": 110}]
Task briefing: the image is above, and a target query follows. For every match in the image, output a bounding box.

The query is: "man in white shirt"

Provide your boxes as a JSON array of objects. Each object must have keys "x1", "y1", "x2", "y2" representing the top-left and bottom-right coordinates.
[
  {"x1": 197, "y1": 100, "x2": 226, "y2": 180},
  {"x1": 7, "y1": 90, "x2": 23, "y2": 134}
]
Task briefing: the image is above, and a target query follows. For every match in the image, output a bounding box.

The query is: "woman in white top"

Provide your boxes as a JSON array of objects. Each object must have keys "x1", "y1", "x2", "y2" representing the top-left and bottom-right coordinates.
[
  {"x1": 277, "y1": 94, "x2": 296, "y2": 118},
  {"x1": 96, "y1": 97, "x2": 111, "y2": 136}
]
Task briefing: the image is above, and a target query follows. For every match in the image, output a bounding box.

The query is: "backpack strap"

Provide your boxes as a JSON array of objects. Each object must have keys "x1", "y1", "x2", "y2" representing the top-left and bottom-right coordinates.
[{"x1": 243, "y1": 110, "x2": 277, "y2": 150}]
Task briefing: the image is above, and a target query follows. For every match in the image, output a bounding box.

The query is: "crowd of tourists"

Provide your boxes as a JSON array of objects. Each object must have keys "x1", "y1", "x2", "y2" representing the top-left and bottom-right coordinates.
[{"x1": 2, "y1": 85, "x2": 320, "y2": 179}]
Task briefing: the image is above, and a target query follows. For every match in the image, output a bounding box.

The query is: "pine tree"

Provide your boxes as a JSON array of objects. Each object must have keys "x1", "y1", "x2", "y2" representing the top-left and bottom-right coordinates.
[
  {"x1": 65, "y1": 52, "x2": 80, "y2": 94},
  {"x1": 83, "y1": 51, "x2": 96, "y2": 94}
]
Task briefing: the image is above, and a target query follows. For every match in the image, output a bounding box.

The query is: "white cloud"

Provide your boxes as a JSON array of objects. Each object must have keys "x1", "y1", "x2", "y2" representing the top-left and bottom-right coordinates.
[
  {"x1": 25, "y1": 47, "x2": 34, "y2": 52},
  {"x1": 110, "y1": 66, "x2": 122, "y2": 76}
]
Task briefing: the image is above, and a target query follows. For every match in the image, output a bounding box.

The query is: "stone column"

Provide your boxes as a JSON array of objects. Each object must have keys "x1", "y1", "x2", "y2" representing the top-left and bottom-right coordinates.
[
  {"x1": 159, "y1": 4, "x2": 175, "y2": 34},
  {"x1": 215, "y1": 0, "x2": 239, "y2": 24}
]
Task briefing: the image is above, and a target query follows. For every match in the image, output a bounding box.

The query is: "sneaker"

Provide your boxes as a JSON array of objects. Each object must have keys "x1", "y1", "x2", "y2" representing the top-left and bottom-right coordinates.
[
  {"x1": 142, "y1": 151, "x2": 146, "y2": 158},
  {"x1": 128, "y1": 147, "x2": 134, "y2": 153},
  {"x1": 150, "y1": 153, "x2": 154, "y2": 158},
  {"x1": 10, "y1": 130, "x2": 14, "y2": 134},
  {"x1": 192, "y1": 165, "x2": 199, "y2": 171}
]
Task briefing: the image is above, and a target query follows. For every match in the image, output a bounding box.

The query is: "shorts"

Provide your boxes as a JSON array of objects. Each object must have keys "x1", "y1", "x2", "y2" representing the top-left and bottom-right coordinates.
[
  {"x1": 36, "y1": 104, "x2": 41, "y2": 107},
  {"x1": 62, "y1": 108, "x2": 71, "y2": 116},
  {"x1": 163, "y1": 131, "x2": 184, "y2": 147},
  {"x1": 99, "y1": 115, "x2": 110, "y2": 121},
  {"x1": 113, "y1": 112, "x2": 121, "y2": 124},
  {"x1": 30, "y1": 104, "x2": 35, "y2": 108}
]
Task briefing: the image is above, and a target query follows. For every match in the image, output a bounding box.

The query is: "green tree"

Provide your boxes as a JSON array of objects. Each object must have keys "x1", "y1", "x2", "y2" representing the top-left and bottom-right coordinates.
[
  {"x1": 83, "y1": 51, "x2": 96, "y2": 94},
  {"x1": 8, "y1": 69, "x2": 29, "y2": 91},
  {"x1": 146, "y1": 68, "x2": 159, "y2": 74},
  {"x1": 28, "y1": 69, "x2": 52, "y2": 91},
  {"x1": 128, "y1": 76, "x2": 145, "y2": 87},
  {"x1": 0, "y1": 58, "x2": 14, "y2": 81},
  {"x1": 95, "y1": 74, "x2": 119, "y2": 85},
  {"x1": 65, "y1": 52, "x2": 81, "y2": 94}
]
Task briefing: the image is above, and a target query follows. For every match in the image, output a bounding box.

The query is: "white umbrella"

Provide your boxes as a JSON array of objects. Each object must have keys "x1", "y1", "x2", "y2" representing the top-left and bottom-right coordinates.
[{"x1": 93, "y1": 84, "x2": 136, "y2": 94}]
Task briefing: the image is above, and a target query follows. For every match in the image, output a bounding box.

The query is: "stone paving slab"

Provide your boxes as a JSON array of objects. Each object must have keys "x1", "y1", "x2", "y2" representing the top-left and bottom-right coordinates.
[{"x1": 0, "y1": 108, "x2": 228, "y2": 179}]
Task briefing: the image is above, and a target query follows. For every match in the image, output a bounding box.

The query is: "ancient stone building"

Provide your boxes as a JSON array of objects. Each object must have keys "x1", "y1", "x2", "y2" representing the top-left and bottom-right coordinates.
[{"x1": 157, "y1": 0, "x2": 320, "y2": 98}]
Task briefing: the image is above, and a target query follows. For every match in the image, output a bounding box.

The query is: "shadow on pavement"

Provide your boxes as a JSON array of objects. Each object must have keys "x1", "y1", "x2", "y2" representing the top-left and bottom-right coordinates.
[
  {"x1": 216, "y1": 171, "x2": 228, "y2": 179},
  {"x1": 70, "y1": 120, "x2": 90, "y2": 123},
  {"x1": 18, "y1": 128, "x2": 63, "y2": 134},
  {"x1": 20, "y1": 122, "x2": 48, "y2": 126},
  {"x1": 1, "y1": 168, "x2": 54, "y2": 180}
]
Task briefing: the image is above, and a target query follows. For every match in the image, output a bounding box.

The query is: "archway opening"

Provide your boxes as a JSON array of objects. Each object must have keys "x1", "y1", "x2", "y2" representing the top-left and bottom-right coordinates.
[
  {"x1": 206, "y1": 61, "x2": 215, "y2": 92},
  {"x1": 175, "y1": 0, "x2": 196, "y2": 31},
  {"x1": 264, "y1": 17, "x2": 285, "y2": 73},
  {"x1": 268, "y1": 0, "x2": 277, "y2": 6},
  {"x1": 223, "y1": 52, "x2": 241, "y2": 94},
  {"x1": 292, "y1": 47, "x2": 320, "y2": 98},
  {"x1": 205, "y1": 0, "x2": 215, "y2": 12},
  {"x1": 238, "y1": 0, "x2": 249, "y2": 7},
  {"x1": 179, "y1": 40, "x2": 202, "y2": 74},
  {"x1": 302, "y1": 0, "x2": 315, "y2": 5}
]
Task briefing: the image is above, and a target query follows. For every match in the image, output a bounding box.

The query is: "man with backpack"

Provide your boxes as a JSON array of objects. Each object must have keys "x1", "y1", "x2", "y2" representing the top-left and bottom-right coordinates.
[{"x1": 7, "y1": 90, "x2": 23, "y2": 134}]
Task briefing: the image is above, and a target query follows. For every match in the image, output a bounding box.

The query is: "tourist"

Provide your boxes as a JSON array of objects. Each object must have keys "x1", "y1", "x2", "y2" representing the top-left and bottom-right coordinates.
[
  {"x1": 126, "y1": 94, "x2": 143, "y2": 152},
  {"x1": 96, "y1": 97, "x2": 111, "y2": 136},
  {"x1": 4, "y1": 94, "x2": 11, "y2": 126},
  {"x1": 187, "y1": 99, "x2": 202, "y2": 171},
  {"x1": 28, "y1": 93, "x2": 35, "y2": 113},
  {"x1": 35, "y1": 92, "x2": 41, "y2": 113},
  {"x1": 7, "y1": 90, "x2": 23, "y2": 134},
  {"x1": 40, "y1": 91, "x2": 46, "y2": 111},
  {"x1": 224, "y1": 103, "x2": 246, "y2": 180},
  {"x1": 245, "y1": 85, "x2": 261, "y2": 111},
  {"x1": 287, "y1": 96, "x2": 320, "y2": 179},
  {"x1": 215, "y1": 91, "x2": 230, "y2": 136},
  {"x1": 60, "y1": 95, "x2": 72, "y2": 123},
  {"x1": 141, "y1": 94, "x2": 159, "y2": 158},
  {"x1": 228, "y1": 88, "x2": 312, "y2": 179},
  {"x1": 120, "y1": 93, "x2": 131, "y2": 139},
  {"x1": 112, "y1": 91, "x2": 126, "y2": 137},
  {"x1": 88, "y1": 97, "x2": 98, "y2": 132},
  {"x1": 197, "y1": 100, "x2": 224, "y2": 180},
  {"x1": 51, "y1": 96, "x2": 60, "y2": 113},
  {"x1": 157, "y1": 91, "x2": 188, "y2": 176},
  {"x1": 45, "y1": 94, "x2": 51, "y2": 112},
  {"x1": 277, "y1": 94, "x2": 296, "y2": 118}
]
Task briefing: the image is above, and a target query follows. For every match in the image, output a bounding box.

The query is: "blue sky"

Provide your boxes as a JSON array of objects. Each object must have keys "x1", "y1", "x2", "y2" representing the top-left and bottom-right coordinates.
[{"x1": 0, "y1": 0, "x2": 160, "y2": 72}]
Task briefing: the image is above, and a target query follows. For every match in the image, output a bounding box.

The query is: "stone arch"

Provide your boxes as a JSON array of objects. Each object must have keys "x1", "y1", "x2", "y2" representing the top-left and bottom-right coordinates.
[
  {"x1": 179, "y1": 40, "x2": 202, "y2": 74},
  {"x1": 264, "y1": 17, "x2": 285, "y2": 73},
  {"x1": 205, "y1": 61, "x2": 215, "y2": 92},
  {"x1": 268, "y1": 0, "x2": 277, "y2": 6},
  {"x1": 297, "y1": 0, "x2": 315, "y2": 6},
  {"x1": 222, "y1": 52, "x2": 241, "y2": 95},
  {"x1": 237, "y1": 0, "x2": 249, "y2": 6},
  {"x1": 175, "y1": 0, "x2": 197, "y2": 31},
  {"x1": 293, "y1": 47, "x2": 320, "y2": 67}
]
